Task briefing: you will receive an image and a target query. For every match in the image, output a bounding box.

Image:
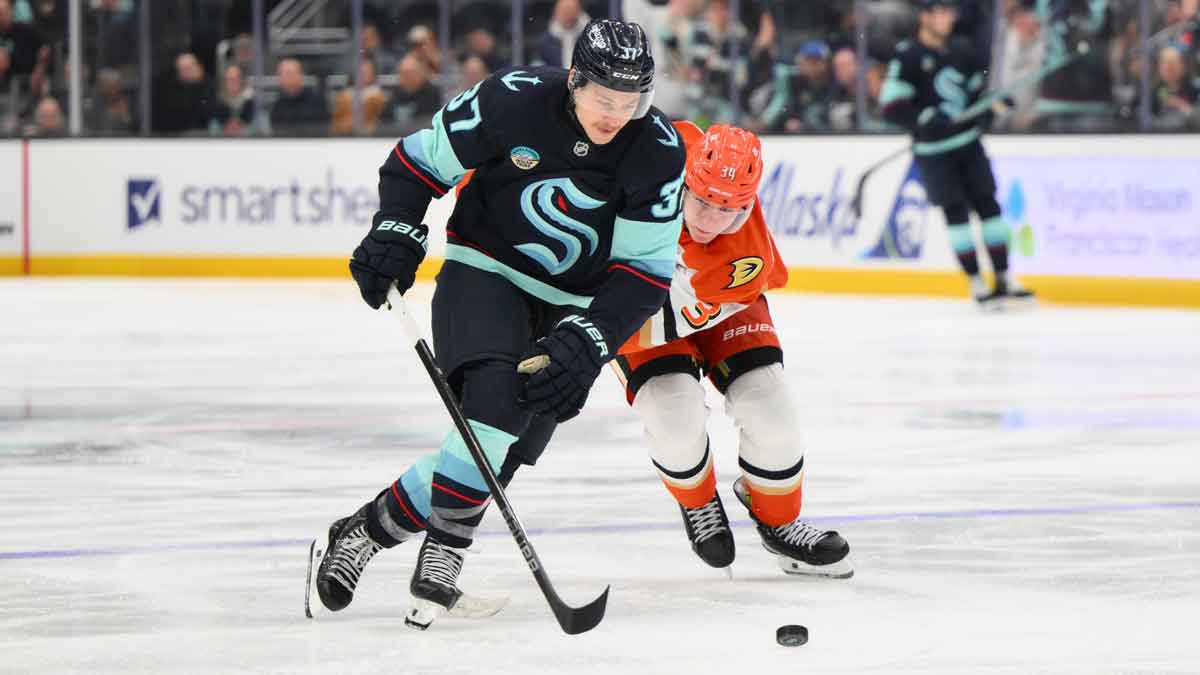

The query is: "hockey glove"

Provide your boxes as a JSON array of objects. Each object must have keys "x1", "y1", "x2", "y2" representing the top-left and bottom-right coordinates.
[
  {"x1": 517, "y1": 315, "x2": 612, "y2": 423},
  {"x1": 917, "y1": 107, "x2": 954, "y2": 139},
  {"x1": 349, "y1": 218, "x2": 429, "y2": 308}
]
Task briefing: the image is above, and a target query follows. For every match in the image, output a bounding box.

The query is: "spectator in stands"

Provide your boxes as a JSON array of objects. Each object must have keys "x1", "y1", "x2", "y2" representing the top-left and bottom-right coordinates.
[
  {"x1": 85, "y1": 67, "x2": 133, "y2": 135},
  {"x1": 330, "y1": 58, "x2": 389, "y2": 136},
  {"x1": 828, "y1": 46, "x2": 858, "y2": 130},
  {"x1": 0, "y1": 45, "x2": 10, "y2": 91},
  {"x1": 26, "y1": 94, "x2": 61, "y2": 135},
  {"x1": 232, "y1": 32, "x2": 256, "y2": 73},
  {"x1": 387, "y1": 51, "x2": 441, "y2": 136},
  {"x1": 270, "y1": 57, "x2": 328, "y2": 136},
  {"x1": 534, "y1": 0, "x2": 589, "y2": 68},
  {"x1": 0, "y1": 0, "x2": 45, "y2": 77},
  {"x1": 862, "y1": 59, "x2": 892, "y2": 131},
  {"x1": 1152, "y1": 45, "x2": 1198, "y2": 129},
  {"x1": 463, "y1": 25, "x2": 504, "y2": 72},
  {"x1": 1034, "y1": 0, "x2": 1116, "y2": 131},
  {"x1": 993, "y1": 2, "x2": 1043, "y2": 131},
  {"x1": 688, "y1": 0, "x2": 761, "y2": 125},
  {"x1": 209, "y1": 63, "x2": 255, "y2": 136},
  {"x1": 31, "y1": 0, "x2": 62, "y2": 46},
  {"x1": 759, "y1": 40, "x2": 832, "y2": 133},
  {"x1": 90, "y1": 0, "x2": 136, "y2": 70},
  {"x1": 349, "y1": 22, "x2": 398, "y2": 78},
  {"x1": 459, "y1": 54, "x2": 489, "y2": 91},
  {"x1": 645, "y1": 0, "x2": 704, "y2": 120},
  {"x1": 152, "y1": 51, "x2": 210, "y2": 134},
  {"x1": 407, "y1": 25, "x2": 443, "y2": 77}
]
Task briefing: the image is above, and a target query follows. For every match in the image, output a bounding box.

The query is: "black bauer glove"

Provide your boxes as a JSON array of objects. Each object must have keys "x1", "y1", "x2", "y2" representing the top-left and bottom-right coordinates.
[
  {"x1": 349, "y1": 218, "x2": 429, "y2": 308},
  {"x1": 517, "y1": 314, "x2": 612, "y2": 423},
  {"x1": 917, "y1": 106, "x2": 954, "y2": 140}
]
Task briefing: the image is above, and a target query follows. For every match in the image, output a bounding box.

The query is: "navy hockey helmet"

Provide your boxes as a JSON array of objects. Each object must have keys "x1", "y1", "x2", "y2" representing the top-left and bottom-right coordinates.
[
  {"x1": 915, "y1": 0, "x2": 957, "y2": 10},
  {"x1": 570, "y1": 19, "x2": 656, "y2": 118}
]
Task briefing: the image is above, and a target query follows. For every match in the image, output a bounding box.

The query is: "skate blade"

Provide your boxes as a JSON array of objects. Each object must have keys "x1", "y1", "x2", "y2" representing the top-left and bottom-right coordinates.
[
  {"x1": 775, "y1": 552, "x2": 855, "y2": 579},
  {"x1": 1001, "y1": 296, "x2": 1037, "y2": 312},
  {"x1": 405, "y1": 597, "x2": 447, "y2": 631},
  {"x1": 304, "y1": 539, "x2": 325, "y2": 619},
  {"x1": 404, "y1": 593, "x2": 508, "y2": 630},
  {"x1": 449, "y1": 593, "x2": 508, "y2": 618}
]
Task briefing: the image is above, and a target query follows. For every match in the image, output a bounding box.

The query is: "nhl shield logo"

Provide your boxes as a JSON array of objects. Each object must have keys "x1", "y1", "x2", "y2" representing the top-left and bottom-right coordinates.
[
  {"x1": 573, "y1": 141, "x2": 589, "y2": 157},
  {"x1": 510, "y1": 146, "x2": 541, "y2": 170}
]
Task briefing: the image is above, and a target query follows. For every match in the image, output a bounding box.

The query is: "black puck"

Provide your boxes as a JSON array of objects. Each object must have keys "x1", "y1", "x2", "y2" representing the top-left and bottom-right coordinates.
[{"x1": 776, "y1": 624, "x2": 808, "y2": 647}]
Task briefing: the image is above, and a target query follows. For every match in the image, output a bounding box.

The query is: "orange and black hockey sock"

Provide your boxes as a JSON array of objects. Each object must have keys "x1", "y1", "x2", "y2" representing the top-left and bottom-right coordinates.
[
  {"x1": 652, "y1": 441, "x2": 717, "y2": 509},
  {"x1": 739, "y1": 455, "x2": 804, "y2": 527}
]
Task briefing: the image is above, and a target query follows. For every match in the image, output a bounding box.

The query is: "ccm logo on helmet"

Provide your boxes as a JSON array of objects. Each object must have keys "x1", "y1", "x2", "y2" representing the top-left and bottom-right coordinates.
[
  {"x1": 722, "y1": 322, "x2": 774, "y2": 341},
  {"x1": 611, "y1": 71, "x2": 640, "y2": 80}
]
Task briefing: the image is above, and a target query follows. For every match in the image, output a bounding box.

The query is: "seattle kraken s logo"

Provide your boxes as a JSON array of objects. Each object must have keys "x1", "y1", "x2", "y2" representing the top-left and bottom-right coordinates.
[{"x1": 517, "y1": 178, "x2": 606, "y2": 275}]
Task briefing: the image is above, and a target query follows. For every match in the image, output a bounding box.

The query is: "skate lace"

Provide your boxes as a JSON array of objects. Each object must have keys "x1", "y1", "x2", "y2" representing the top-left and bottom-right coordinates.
[
  {"x1": 419, "y1": 540, "x2": 465, "y2": 589},
  {"x1": 684, "y1": 499, "x2": 728, "y2": 544},
  {"x1": 328, "y1": 524, "x2": 383, "y2": 592},
  {"x1": 773, "y1": 520, "x2": 826, "y2": 550}
]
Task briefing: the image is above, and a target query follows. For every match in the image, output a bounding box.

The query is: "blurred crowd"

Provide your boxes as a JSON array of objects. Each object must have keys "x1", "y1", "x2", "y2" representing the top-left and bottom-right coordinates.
[{"x1": 1, "y1": 0, "x2": 1198, "y2": 138}]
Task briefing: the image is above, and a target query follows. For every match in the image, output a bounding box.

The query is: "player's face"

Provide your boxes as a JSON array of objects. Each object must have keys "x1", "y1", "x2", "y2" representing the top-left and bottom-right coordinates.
[
  {"x1": 573, "y1": 80, "x2": 641, "y2": 145},
  {"x1": 924, "y1": 6, "x2": 957, "y2": 38},
  {"x1": 682, "y1": 188, "x2": 750, "y2": 244}
]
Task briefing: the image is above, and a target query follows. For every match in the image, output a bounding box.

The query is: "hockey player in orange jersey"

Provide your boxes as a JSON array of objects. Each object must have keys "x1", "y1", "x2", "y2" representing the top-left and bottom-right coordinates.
[{"x1": 612, "y1": 122, "x2": 852, "y2": 577}]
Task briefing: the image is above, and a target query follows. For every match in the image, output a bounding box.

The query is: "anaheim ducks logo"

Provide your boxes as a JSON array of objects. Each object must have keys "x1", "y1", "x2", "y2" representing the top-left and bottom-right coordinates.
[{"x1": 726, "y1": 257, "x2": 764, "y2": 289}]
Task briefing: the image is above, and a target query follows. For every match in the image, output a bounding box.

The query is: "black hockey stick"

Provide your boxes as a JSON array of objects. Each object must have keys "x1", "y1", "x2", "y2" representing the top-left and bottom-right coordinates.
[{"x1": 385, "y1": 286, "x2": 609, "y2": 635}]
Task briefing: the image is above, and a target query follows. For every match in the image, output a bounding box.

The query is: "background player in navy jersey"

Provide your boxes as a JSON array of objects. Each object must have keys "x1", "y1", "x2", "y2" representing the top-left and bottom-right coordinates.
[
  {"x1": 305, "y1": 19, "x2": 687, "y2": 630},
  {"x1": 881, "y1": 0, "x2": 1034, "y2": 308}
]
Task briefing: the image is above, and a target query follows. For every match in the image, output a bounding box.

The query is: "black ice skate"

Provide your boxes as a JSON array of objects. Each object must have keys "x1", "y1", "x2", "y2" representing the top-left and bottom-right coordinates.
[
  {"x1": 405, "y1": 537, "x2": 465, "y2": 630},
  {"x1": 678, "y1": 492, "x2": 736, "y2": 569},
  {"x1": 976, "y1": 277, "x2": 1035, "y2": 311},
  {"x1": 732, "y1": 478, "x2": 853, "y2": 579},
  {"x1": 305, "y1": 503, "x2": 384, "y2": 618}
]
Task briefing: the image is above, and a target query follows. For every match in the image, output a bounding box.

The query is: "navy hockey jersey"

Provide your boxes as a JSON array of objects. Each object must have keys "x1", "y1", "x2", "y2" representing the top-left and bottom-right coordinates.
[
  {"x1": 880, "y1": 38, "x2": 990, "y2": 156},
  {"x1": 375, "y1": 66, "x2": 687, "y2": 345}
]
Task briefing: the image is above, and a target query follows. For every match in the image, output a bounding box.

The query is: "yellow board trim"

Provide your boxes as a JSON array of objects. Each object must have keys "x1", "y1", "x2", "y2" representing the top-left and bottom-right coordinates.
[
  {"x1": 0, "y1": 256, "x2": 23, "y2": 276},
  {"x1": 5, "y1": 255, "x2": 1200, "y2": 309}
]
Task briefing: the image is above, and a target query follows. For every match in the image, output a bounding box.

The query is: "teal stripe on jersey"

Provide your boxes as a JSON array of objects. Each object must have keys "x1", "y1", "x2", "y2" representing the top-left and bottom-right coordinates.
[
  {"x1": 946, "y1": 222, "x2": 975, "y2": 253},
  {"x1": 611, "y1": 213, "x2": 681, "y2": 281},
  {"x1": 435, "y1": 420, "x2": 517, "y2": 493},
  {"x1": 399, "y1": 452, "x2": 438, "y2": 519},
  {"x1": 880, "y1": 74, "x2": 915, "y2": 105},
  {"x1": 402, "y1": 110, "x2": 469, "y2": 186},
  {"x1": 444, "y1": 243, "x2": 593, "y2": 308},
  {"x1": 914, "y1": 128, "x2": 981, "y2": 156},
  {"x1": 981, "y1": 216, "x2": 1011, "y2": 247}
]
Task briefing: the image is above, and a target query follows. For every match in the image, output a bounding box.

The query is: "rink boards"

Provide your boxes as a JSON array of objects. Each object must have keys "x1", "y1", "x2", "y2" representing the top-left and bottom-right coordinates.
[{"x1": 1, "y1": 135, "x2": 1198, "y2": 308}]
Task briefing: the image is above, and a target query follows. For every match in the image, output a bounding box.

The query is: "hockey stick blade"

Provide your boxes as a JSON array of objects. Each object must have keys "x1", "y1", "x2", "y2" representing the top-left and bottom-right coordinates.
[{"x1": 550, "y1": 583, "x2": 609, "y2": 635}]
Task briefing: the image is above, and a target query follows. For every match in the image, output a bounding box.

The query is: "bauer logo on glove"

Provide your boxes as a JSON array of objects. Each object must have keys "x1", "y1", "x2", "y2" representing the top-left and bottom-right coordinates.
[{"x1": 517, "y1": 314, "x2": 612, "y2": 422}]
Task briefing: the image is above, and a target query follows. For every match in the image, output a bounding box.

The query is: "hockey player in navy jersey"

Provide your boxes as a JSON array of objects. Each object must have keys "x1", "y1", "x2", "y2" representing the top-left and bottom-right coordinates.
[
  {"x1": 881, "y1": 0, "x2": 1034, "y2": 308},
  {"x1": 305, "y1": 20, "x2": 686, "y2": 629}
]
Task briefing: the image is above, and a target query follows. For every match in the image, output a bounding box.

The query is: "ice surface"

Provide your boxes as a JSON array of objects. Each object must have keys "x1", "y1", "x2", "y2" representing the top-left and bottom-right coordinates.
[{"x1": 2, "y1": 279, "x2": 1199, "y2": 674}]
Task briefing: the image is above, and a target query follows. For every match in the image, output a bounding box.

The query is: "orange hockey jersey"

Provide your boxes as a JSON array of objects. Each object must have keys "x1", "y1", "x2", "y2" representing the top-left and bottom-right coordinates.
[{"x1": 621, "y1": 120, "x2": 788, "y2": 353}]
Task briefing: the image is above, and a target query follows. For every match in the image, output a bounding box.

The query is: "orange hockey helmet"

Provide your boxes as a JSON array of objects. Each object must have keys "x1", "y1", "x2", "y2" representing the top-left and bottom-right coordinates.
[
  {"x1": 685, "y1": 124, "x2": 764, "y2": 209},
  {"x1": 682, "y1": 124, "x2": 764, "y2": 243}
]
